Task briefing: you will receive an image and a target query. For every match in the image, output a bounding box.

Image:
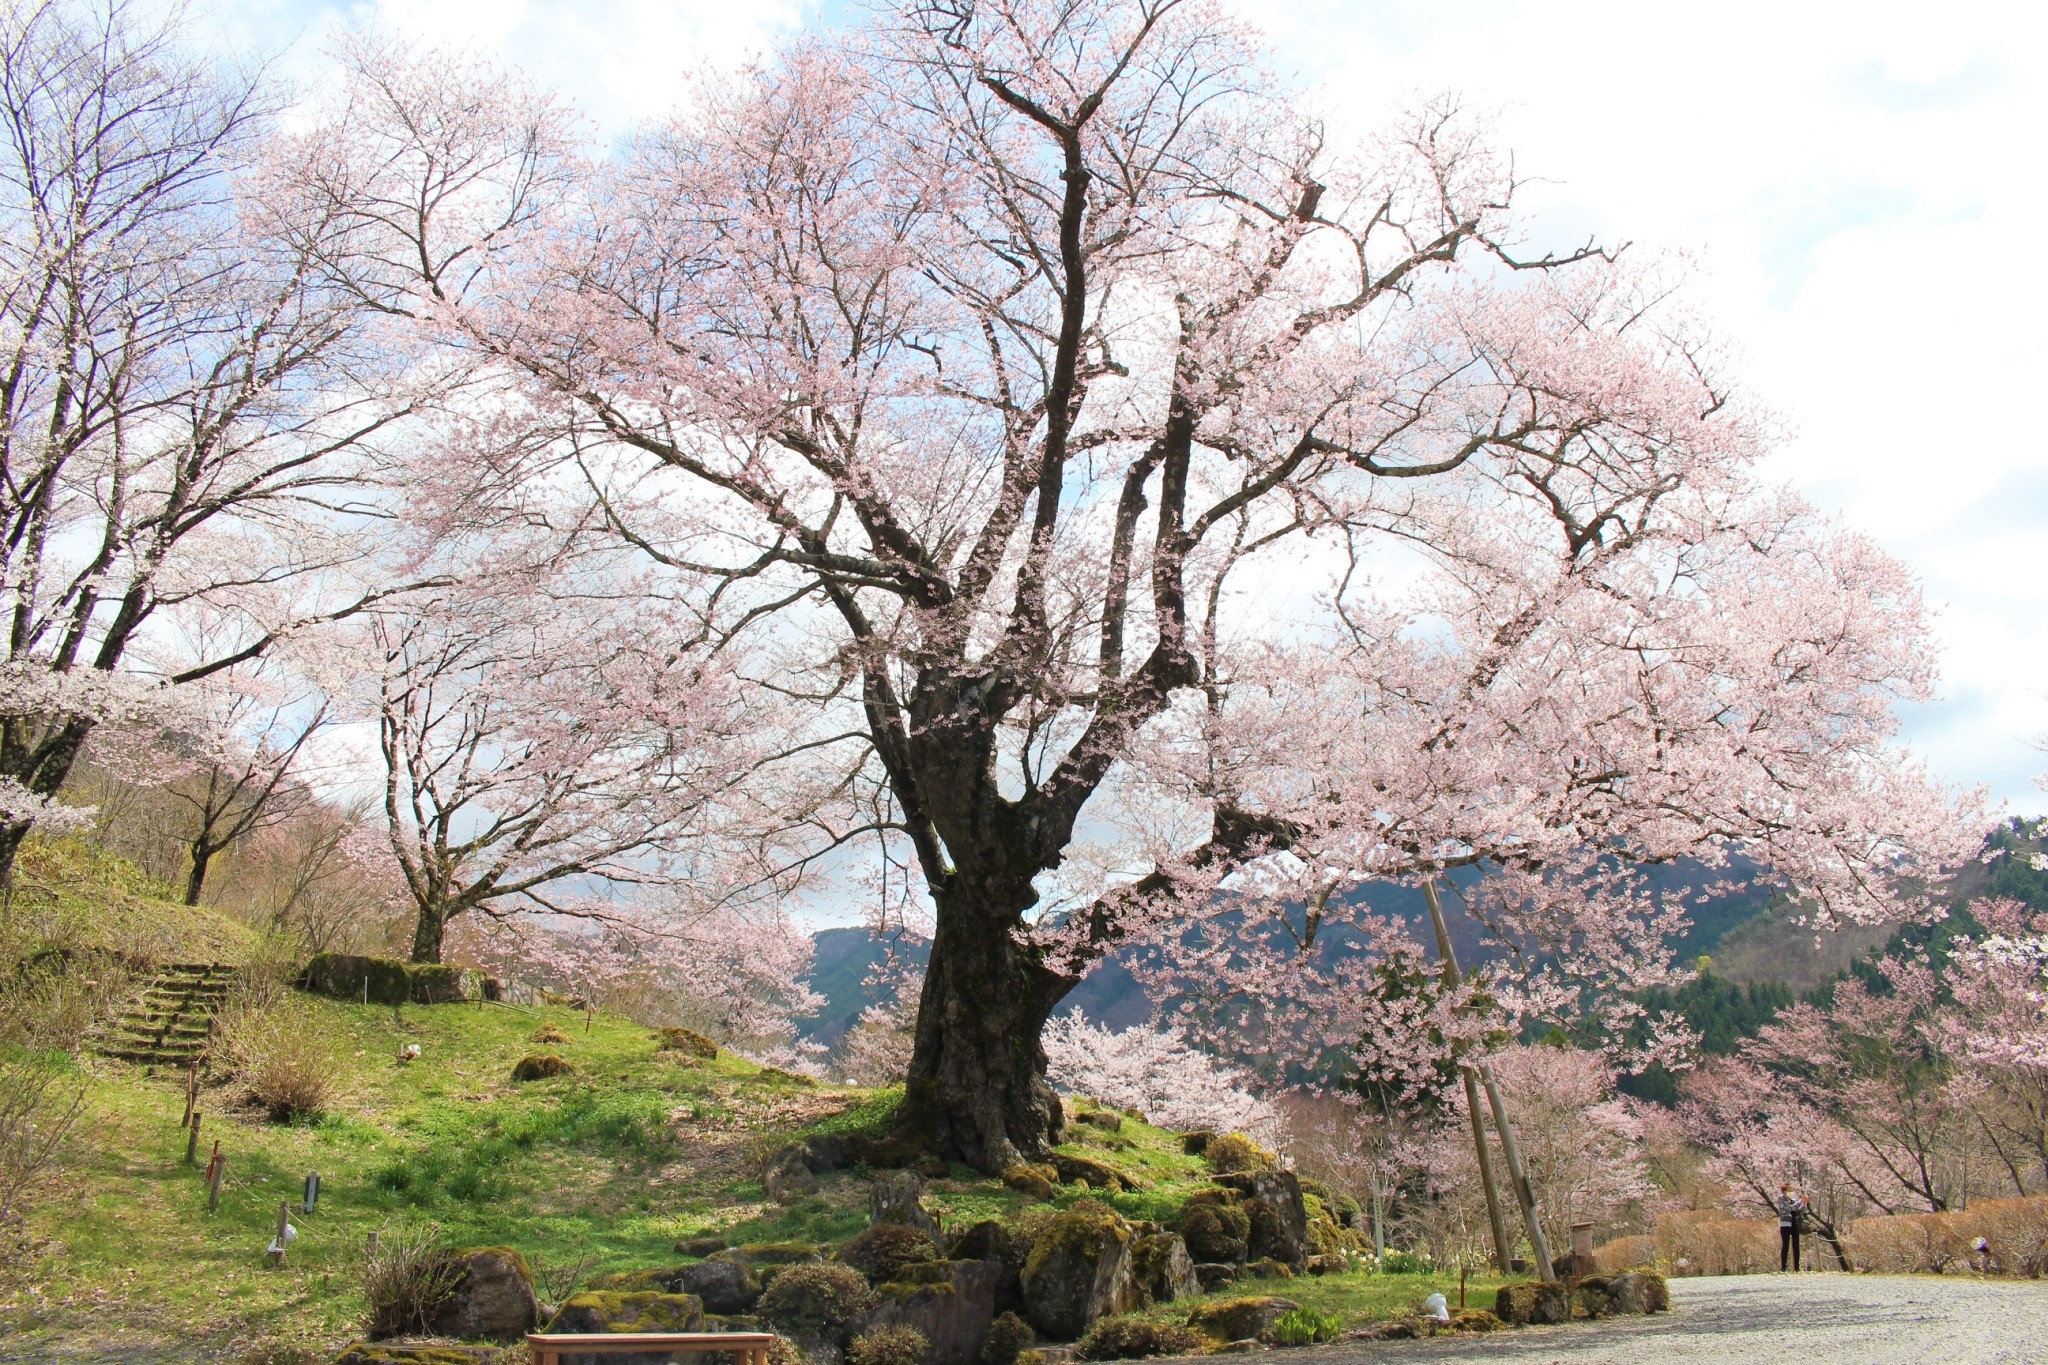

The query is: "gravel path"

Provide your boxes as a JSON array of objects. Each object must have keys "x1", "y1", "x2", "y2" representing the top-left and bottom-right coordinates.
[{"x1": 1303, "y1": 1274, "x2": 2048, "y2": 1365}]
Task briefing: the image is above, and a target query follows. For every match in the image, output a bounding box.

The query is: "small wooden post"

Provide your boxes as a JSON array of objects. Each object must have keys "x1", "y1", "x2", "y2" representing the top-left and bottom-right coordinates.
[
  {"x1": 584, "y1": 1003, "x2": 593, "y2": 1034},
  {"x1": 303, "y1": 1171, "x2": 320, "y2": 1215},
  {"x1": 207, "y1": 1154, "x2": 227, "y2": 1212},
  {"x1": 185, "y1": 1110, "x2": 203, "y2": 1165},
  {"x1": 366, "y1": 1230, "x2": 379, "y2": 1256},
  {"x1": 269, "y1": 1200, "x2": 290, "y2": 1265},
  {"x1": 181, "y1": 1065, "x2": 198, "y2": 1128}
]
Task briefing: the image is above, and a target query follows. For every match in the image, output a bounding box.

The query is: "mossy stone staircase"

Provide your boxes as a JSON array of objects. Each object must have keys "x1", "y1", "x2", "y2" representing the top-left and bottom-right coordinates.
[{"x1": 95, "y1": 962, "x2": 234, "y2": 1066}]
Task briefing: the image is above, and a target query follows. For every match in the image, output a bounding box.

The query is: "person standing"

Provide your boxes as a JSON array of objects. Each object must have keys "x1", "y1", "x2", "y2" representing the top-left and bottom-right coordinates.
[{"x1": 1777, "y1": 1182, "x2": 1809, "y2": 1271}]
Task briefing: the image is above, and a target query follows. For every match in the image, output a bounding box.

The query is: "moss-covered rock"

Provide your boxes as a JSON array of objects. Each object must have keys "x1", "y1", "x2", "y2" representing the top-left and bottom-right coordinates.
[
  {"x1": 1049, "y1": 1154, "x2": 1142, "y2": 1192},
  {"x1": 1019, "y1": 1206, "x2": 1141, "y2": 1341},
  {"x1": 1072, "y1": 1110, "x2": 1123, "y2": 1133},
  {"x1": 545, "y1": 1289, "x2": 706, "y2": 1334},
  {"x1": 676, "y1": 1257, "x2": 765, "y2": 1313},
  {"x1": 1073, "y1": 1317, "x2": 1208, "y2": 1360},
  {"x1": 1128, "y1": 1234, "x2": 1198, "y2": 1306},
  {"x1": 511, "y1": 1053, "x2": 572, "y2": 1082},
  {"x1": 1001, "y1": 1165, "x2": 1058, "y2": 1202},
  {"x1": 655, "y1": 1025, "x2": 720, "y2": 1058},
  {"x1": 1185, "y1": 1296, "x2": 1299, "y2": 1345},
  {"x1": 1448, "y1": 1309, "x2": 1504, "y2": 1333},
  {"x1": 422, "y1": 1246, "x2": 539, "y2": 1342},
  {"x1": 1494, "y1": 1281, "x2": 1570, "y2": 1326},
  {"x1": 1178, "y1": 1200, "x2": 1249, "y2": 1265},
  {"x1": 677, "y1": 1235, "x2": 730, "y2": 1258},
  {"x1": 865, "y1": 1261, "x2": 1001, "y2": 1365},
  {"x1": 300, "y1": 953, "x2": 479, "y2": 1006},
  {"x1": 1179, "y1": 1132, "x2": 1215, "y2": 1157}
]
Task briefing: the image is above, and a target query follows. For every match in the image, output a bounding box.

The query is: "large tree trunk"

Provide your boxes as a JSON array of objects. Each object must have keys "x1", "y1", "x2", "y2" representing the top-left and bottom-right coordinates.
[
  {"x1": 899, "y1": 876, "x2": 1070, "y2": 1171},
  {"x1": 0, "y1": 714, "x2": 96, "y2": 886},
  {"x1": 410, "y1": 904, "x2": 447, "y2": 964}
]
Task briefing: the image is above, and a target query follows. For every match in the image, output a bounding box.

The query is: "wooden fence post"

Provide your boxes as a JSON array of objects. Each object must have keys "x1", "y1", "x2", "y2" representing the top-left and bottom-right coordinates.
[
  {"x1": 268, "y1": 1201, "x2": 290, "y2": 1265},
  {"x1": 185, "y1": 1111, "x2": 202, "y2": 1165},
  {"x1": 181, "y1": 1065, "x2": 198, "y2": 1128},
  {"x1": 303, "y1": 1171, "x2": 319, "y2": 1215},
  {"x1": 207, "y1": 1154, "x2": 227, "y2": 1213}
]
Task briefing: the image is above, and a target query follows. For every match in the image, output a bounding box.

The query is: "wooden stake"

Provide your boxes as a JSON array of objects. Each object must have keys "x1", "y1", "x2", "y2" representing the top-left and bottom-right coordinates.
[
  {"x1": 584, "y1": 1003, "x2": 593, "y2": 1034},
  {"x1": 181, "y1": 1065, "x2": 198, "y2": 1128},
  {"x1": 207, "y1": 1154, "x2": 227, "y2": 1213},
  {"x1": 185, "y1": 1110, "x2": 202, "y2": 1165},
  {"x1": 303, "y1": 1171, "x2": 319, "y2": 1215},
  {"x1": 269, "y1": 1201, "x2": 290, "y2": 1265}
]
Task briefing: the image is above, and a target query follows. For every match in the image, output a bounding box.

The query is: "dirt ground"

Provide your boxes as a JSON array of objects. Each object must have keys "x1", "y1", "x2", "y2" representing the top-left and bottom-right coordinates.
[{"x1": 1310, "y1": 1273, "x2": 2048, "y2": 1365}]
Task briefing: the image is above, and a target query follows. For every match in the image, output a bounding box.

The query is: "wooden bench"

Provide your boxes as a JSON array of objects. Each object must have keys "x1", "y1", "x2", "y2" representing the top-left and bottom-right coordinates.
[{"x1": 527, "y1": 1332, "x2": 777, "y2": 1365}]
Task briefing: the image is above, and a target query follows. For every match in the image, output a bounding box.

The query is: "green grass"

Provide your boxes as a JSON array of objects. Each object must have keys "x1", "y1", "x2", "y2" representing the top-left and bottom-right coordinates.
[{"x1": 0, "y1": 845, "x2": 1493, "y2": 1361}]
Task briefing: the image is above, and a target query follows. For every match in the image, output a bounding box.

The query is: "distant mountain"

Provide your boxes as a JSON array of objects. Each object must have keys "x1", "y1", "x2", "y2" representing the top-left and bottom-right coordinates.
[{"x1": 798, "y1": 858, "x2": 1784, "y2": 1047}]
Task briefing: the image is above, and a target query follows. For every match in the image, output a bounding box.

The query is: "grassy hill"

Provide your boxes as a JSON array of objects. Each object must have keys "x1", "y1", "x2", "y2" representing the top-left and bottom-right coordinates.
[{"x1": 3, "y1": 845, "x2": 1510, "y2": 1362}]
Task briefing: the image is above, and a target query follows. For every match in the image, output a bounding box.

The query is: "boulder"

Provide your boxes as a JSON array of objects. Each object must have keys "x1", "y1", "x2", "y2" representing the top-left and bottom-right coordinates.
[
  {"x1": 674, "y1": 1258, "x2": 764, "y2": 1313},
  {"x1": 861, "y1": 1260, "x2": 999, "y2": 1365},
  {"x1": 1185, "y1": 1296, "x2": 1299, "y2": 1345},
  {"x1": 1305, "y1": 1255, "x2": 1348, "y2": 1277},
  {"x1": 1216, "y1": 1172, "x2": 1308, "y2": 1273},
  {"x1": 870, "y1": 1171, "x2": 943, "y2": 1241},
  {"x1": 422, "y1": 1247, "x2": 539, "y2": 1342},
  {"x1": 1018, "y1": 1207, "x2": 1140, "y2": 1340},
  {"x1": 803, "y1": 1134, "x2": 854, "y2": 1172},
  {"x1": 1193, "y1": 1264, "x2": 1240, "y2": 1293},
  {"x1": 1072, "y1": 1110, "x2": 1122, "y2": 1133},
  {"x1": 1178, "y1": 1199, "x2": 1249, "y2": 1265},
  {"x1": 764, "y1": 1144, "x2": 821, "y2": 1203},
  {"x1": 1580, "y1": 1271, "x2": 1659, "y2": 1317},
  {"x1": 544, "y1": 1291, "x2": 704, "y2": 1365},
  {"x1": 300, "y1": 953, "x2": 481, "y2": 1006},
  {"x1": 946, "y1": 1221, "x2": 1023, "y2": 1316},
  {"x1": 1179, "y1": 1132, "x2": 1215, "y2": 1156},
  {"x1": 1493, "y1": 1281, "x2": 1570, "y2": 1326},
  {"x1": 1243, "y1": 1259, "x2": 1293, "y2": 1280},
  {"x1": 1129, "y1": 1234, "x2": 1199, "y2": 1305}
]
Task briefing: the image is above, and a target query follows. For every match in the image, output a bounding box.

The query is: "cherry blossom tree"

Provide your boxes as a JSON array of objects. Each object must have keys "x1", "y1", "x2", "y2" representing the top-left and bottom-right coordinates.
[
  {"x1": 0, "y1": 1, "x2": 410, "y2": 879},
  {"x1": 168, "y1": 684, "x2": 330, "y2": 905},
  {"x1": 360, "y1": 575, "x2": 765, "y2": 963},
  {"x1": 1941, "y1": 898, "x2": 2048, "y2": 1190},
  {"x1": 289, "y1": 0, "x2": 1976, "y2": 1170},
  {"x1": 1042, "y1": 1012, "x2": 1279, "y2": 1138}
]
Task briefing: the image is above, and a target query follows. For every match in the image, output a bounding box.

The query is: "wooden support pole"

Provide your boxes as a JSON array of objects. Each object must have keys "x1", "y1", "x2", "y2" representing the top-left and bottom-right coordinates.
[
  {"x1": 1478, "y1": 1061, "x2": 1556, "y2": 1282},
  {"x1": 181, "y1": 1065, "x2": 198, "y2": 1128},
  {"x1": 185, "y1": 1111, "x2": 202, "y2": 1165},
  {"x1": 270, "y1": 1200, "x2": 290, "y2": 1265},
  {"x1": 207, "y1": 1154, "x2": 227, "y2": 1213},
  {"x1": 1423, "y1": 880, "x2": 1515, "y2": 1275}
]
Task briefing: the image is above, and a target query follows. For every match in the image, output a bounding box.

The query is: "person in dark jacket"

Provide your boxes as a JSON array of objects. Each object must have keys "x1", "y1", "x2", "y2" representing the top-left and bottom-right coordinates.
[{"x1": 1777, "y1": 1182, "x2": 1809, "y2": 1271}]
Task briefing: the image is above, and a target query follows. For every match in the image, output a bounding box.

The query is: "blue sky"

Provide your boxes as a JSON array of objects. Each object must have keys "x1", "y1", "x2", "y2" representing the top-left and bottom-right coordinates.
[{"x1": 192, "y1": 0, "x2": 2048, "y2": 815}]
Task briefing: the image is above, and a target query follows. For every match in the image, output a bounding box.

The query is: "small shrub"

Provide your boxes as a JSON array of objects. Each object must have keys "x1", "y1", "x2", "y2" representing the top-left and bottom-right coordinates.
[
  {"x1": 512, "y1": 1053, "x2": 573, "y2": 1082},
  {"x1": 215, "y1": 994, "x2": 334, "y2": 1121},
  {"x1": 1075, "y1": 1317, "x2": 1208, "y2": 1360},
  {"x1": 656, "y1": 1026, "x2": 720, "y2": 1059},
  {"x1": 847, "y1": 1324, "x2": 928, "y2": 1365},
  {"x1": 758, "y1": 1262, "x2": 878, "y2": 1336},
  {"x1": 1593, "y1": 1233, "x2": 1657, "y2": 1274},
  {"x1": 981, "y1": 1311, "x2": 1036, "y2": 1365},
  {"x1": 362, "y1": 1223, "x2": 461, "y2": 1338},
  {"x1": 1203, "y1": 1133, "x2": 1272, "y2": 1174},
  {"x1": 836, "y1": 1224, "x2": 942, "y2": 1285},
  {"x1": 531, "y1": 1023, "x2": 570, "y2": 1044},
  {"x1": 1270, "y1": 1308, "x2": 1342, "y2": 1346}
]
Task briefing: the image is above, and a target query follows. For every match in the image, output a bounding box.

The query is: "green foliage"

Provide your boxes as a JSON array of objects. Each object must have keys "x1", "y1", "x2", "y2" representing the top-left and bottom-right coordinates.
[
  {"x1": 360, "y1": 1221, "x2": 460, "y2": 1338},
  {"x1": 1075, "y1": 1317, "x2": 1209, "y2": 1360},
  {"x1": 836, "y1": 1224, "x2": 942, "y2": 1285},
  {"x1": 1270, "y1": 1308, "x2": 1343, "y2": 1346},
  {"x1": 847, "y1": 1324, "x2": 928, "y2": 1365},
  {"x1": 980, "y1": 1311, "x2": 1035, "y2": 1365},
  {"x1": 1202, "y1": 1133, "x2": 1271, "y2": 1175},
  {"x1": 1375, "y1": 1250, "x2": 1431, "y2": 1275},
  {"x1": 757, "y1": 1262, "x2": 878, "y2": 1335}
]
